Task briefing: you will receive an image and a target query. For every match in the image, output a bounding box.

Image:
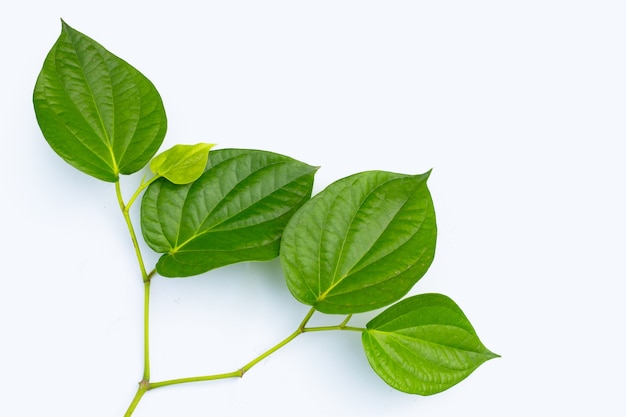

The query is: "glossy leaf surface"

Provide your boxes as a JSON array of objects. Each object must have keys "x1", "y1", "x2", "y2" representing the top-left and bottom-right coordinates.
[
  {"x1": 150, "y1": 143, "x2": 214, "y2": 184},
  {"x1": 141, "y1": 149, "x2": 317, "y2": 277},
  {"x1": 280, "y1": 170, "x2": 436, "y2": 314},
  {"x1": 362, "y1": 293, "x2": 498, "y2": 395},
  {"x1": 33, "y1": 21, "x2": 167, "y2": 182}
]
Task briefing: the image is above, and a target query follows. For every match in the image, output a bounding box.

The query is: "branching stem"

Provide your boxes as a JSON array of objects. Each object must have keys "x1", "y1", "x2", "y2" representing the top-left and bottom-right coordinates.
[
  {"x1": 148, "y1": 309, "x2": 364, "y2": 391},
  {"x1": 116, "y1": 180, "x2": 155, "y2": 417},
  {"x1": 115, "y1": 181, "x2": 150, "y2": 282},
  {"x1": 123, "y1": 381, "x2": 148, "y2": 417},
  {"x1": 116, "y1": 178, "x2": 366, "y2": 416}
]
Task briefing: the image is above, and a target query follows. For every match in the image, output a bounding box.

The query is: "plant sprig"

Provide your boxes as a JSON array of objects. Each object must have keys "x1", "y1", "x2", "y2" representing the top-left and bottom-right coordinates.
[{"x1": 33, "y1": 20, "x2": 498, "y2": 417}]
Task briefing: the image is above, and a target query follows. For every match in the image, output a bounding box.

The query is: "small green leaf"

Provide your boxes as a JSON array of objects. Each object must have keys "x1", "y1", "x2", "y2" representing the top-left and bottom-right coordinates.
[
  {"x1": 362, "y1": 293, "x2": 499, "y2": 395},
  {"x1": 141, "y1": 148, "x2": 318, "y2": 277},
  {"x1": 150, "y1": 143, "x2": 215, "y2": 184},
  {"x1": 280, "y1": 170, "x2": 436, "y2": 314},
  {"x1": 33, "y1": 20, "x2": 167, "y2": 182}
]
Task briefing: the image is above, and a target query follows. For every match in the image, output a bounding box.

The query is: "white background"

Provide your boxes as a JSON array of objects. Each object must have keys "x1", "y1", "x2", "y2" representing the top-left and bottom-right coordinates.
[{"x1": 2, "y1": 1, "x2": 625, "y2": 416}]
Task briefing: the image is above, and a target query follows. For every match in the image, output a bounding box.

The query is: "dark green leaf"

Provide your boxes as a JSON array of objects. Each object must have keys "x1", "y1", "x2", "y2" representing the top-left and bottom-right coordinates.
[
  {"x1": 150, "y1": 143, "x2": 214, "y2": 184},
  {"x1": 141, "y1": 148, "x2": 318, "y2": 277},
  {"x1": 280, "y1": 170, "x2": 436, "y2": 314},
  {"x1": 33, "y1": 20, "x2": 167, "y2": 182},
  {"x1": 362, "y1": 293, "x2": 499, "y2": 395}
]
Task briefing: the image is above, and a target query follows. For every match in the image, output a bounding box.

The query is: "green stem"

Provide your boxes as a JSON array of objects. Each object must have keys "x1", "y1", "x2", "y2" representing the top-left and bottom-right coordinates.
[
  {"x1": 149, "y1": 307, "x2": 317, "y2": 389},
  {"x1": 339, "y1": 314, "x2": 353, "y2": 327},
  {"x1": 149, "y1": 371, "x2": 242, "y2": 390},
  {"x1": 150, "y1": 324, "x2": 306, "y2": 390},
  {"x1": 116, "y1": 180, "x2": 155, "y2": 416},
  {"x1": 240, "y1": 306, "x2": 316, "y2": 375},
  {"x1": 115, "y1": 181, "x2": 150, "y2": 282},
  {"x1": 303, "y1": 325, "x2": 364, "y2": 333},
  {"x1": 302, "y1": 313, "x2": 364, "y2": 333},
  {"x1": 126, "y1": 175, "x2": 161, "y2": 210},
  {"x1": 147, "y1": 309, "x2": 365, "y2": 391},
  {"x1": 142, "y1": 279, "x2": 151, "y2": 381},
  {"x1": 123, "y1": 380, "x2": 149, "y2": 417}
]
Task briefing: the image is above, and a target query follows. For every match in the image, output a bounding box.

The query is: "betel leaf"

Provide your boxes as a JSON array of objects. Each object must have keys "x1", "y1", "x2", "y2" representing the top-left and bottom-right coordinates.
[
  {"x1": 280, "y1": 170, "x2": 436, "y2": 314},
  {"x1": 141, "y1": 148, "x2": 318, "y2": 277},
  {"x1": 150, "y1": 143, "x2": 215, "y2": 184},
  {"x1": 362, "y1": 293, "x2": 499, "y2": 395},
  {"x1": 33, "y1": 20, "x2": 167, "y2": 182}
]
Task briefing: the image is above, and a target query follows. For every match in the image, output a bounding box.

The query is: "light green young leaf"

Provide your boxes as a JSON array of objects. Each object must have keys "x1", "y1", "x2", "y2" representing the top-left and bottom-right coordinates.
[
  {"x1": 362, "y1": 293, "x2": 499, "y2": 395},
  {"x1": 280, "y1": 170, "x2": 436, "y2": 314},
  {"x1": 141, "y1": 148, "x2": 318, "y2": 277},
  {"x1": 33, "y1": 20, "x2": 167, "y2": 182},
  {"x1": 150, "y1": 143, "x2": 215, "y2": 184}
]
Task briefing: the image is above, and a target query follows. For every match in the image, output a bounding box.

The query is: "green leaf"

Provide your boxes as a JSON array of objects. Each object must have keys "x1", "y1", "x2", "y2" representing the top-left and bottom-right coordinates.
[
  {"x1": 141, "y1": 148, "x2": 318, "y2": 277},
  {"x1": 33, "y1": 20, "x2": 167, "y2": 182},
  {"x1": 150, "y1": 143, "x2": 215, "y2": 184},
  {"x1": 362, "y1": 293, "x2": 499, "y2": 395},
  {"x1": 280, "y1": 170, "x2": 436, "y2": 314}
]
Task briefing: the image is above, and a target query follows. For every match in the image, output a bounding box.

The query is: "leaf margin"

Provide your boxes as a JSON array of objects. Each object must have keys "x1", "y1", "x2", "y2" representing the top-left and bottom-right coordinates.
[
  {"x1": 141, "y1": 148, "x2": 318, "y2": 277},
  {"x1": 33, "y1": 19, "x2": 167, "y2": 182},
  {"x1": 280, "y1": 169, "x2": 437, "y2": 314},
  {"x1": 362, "y1": 293, "x2": 499, "y2": 395}
]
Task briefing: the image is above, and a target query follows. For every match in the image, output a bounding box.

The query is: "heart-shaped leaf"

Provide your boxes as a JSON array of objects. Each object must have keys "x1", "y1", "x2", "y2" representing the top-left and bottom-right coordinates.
[
  {"x1": 33, "y1": 20, "x2": 167, "y2": 182},
  {"x1": 150, "y1": 143, "x2": 214, "y2": 184},
  {"x1": 280, "y1": 170, "x2": 436, "y2": 314},
  {"x1": 141, "y1": 148, "x2": 318, "y2": 277},
  {"x1": 362, "y1": 293, "x2": 499, "y2": 395}
]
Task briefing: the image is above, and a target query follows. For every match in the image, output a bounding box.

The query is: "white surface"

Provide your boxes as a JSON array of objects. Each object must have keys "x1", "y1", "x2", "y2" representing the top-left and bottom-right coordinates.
[{"x1": 2, "y1": 1, "x2": 625, "y2": 416}]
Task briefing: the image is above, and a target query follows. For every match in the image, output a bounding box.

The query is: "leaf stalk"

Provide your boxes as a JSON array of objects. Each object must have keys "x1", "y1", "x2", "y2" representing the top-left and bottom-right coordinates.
[
  {"x1": 115, "y1": 181, "x2": 150, "y2": 282},
  {"x1": 116, "y1": 180, "x2": 155, "y2": 416}
]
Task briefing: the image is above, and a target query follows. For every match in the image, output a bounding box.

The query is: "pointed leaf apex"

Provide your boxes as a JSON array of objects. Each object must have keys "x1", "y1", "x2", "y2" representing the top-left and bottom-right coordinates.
[
  {"x1": 60, "y1": 19, "x2": 72, "y2": 32},
  {"x1": 34, "y1": 22, "x2": 167, "y2": 181},
  {"x1": 362, "y1": 294, "x2": 498, "y2": 395},
  {"x1": 417, "y1": 169, "x2": 433, "y2": 182},
  {"x1": 281, "y1": 170, "x2": 437, "y2": 314},
  {"x1": 487, "y1": 351, "x2": 501, "y2": 359}
]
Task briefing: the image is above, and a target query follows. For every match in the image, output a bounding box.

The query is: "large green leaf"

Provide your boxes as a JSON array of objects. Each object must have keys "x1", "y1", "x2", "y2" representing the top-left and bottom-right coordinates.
[
  {"x1": 362, "y1": 293, "x2": 498, "y2": 395},
  {"x1": 141, "y1": 148, "x2": 318, "y2": 277},
  {"x1": 33, "y1": 20, "x2": 167, "y2": 182},
  {"x1": 280, "y1": 170, "x2": 436, "y2": 314}
]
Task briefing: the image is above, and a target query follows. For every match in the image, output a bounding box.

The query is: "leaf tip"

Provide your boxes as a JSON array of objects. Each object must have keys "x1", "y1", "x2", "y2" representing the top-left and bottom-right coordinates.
[
  {"x1": 488, "y1": 350, "x2": 501, "y2": 360},
  {"x1": 411, "y1": 169, "x2": 433, "y2": 183},
  {"x1": 59, "y1": 19, "x2": 78, "y2": 38}
]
